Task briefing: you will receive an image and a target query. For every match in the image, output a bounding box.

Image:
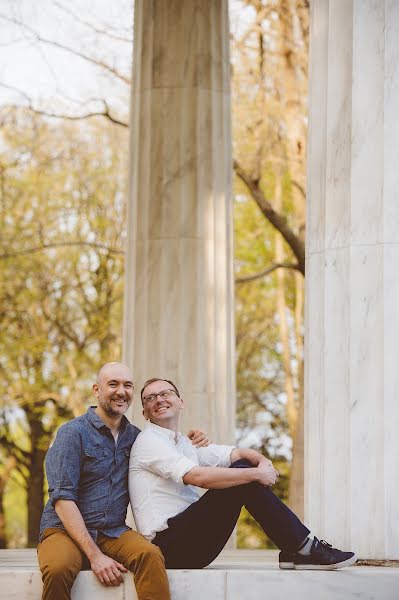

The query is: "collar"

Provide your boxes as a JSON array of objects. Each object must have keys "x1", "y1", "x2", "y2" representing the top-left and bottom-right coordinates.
[
  {"x1": 86, "y1": 406, "x2": 128, "y2": 434},
  {"x1": 145, "y1": 421, "x2": 181, "y2": 442}
]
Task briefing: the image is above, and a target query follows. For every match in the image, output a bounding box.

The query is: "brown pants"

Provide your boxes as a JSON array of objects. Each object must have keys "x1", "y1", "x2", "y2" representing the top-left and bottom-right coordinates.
[{"x1": 37, "y1": 528, "x2": 170, "y2": 600}]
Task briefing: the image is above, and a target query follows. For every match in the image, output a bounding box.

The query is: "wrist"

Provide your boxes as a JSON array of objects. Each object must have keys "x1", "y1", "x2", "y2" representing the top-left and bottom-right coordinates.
[
  {"x1": 86, "y1": 544, "x2": 103, "y2": 562},
  {"x1": 245, "y1": 467, "x2": 260, "y2": 483}
]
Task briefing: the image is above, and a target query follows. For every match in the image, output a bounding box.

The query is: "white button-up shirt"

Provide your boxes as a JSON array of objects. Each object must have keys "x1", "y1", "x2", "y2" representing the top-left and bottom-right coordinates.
[{"x1": 129, "y1": 422, "x2": 234, "y2": 540}]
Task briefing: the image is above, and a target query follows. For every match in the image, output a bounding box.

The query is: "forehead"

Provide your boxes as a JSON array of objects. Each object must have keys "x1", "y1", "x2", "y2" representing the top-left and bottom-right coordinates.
[
  {"x1": 100, "y1": 365, "x2": 133, "y2": 383},
  {"x1": 143, "y1": 380, "x2": 170, "y2": 395}
]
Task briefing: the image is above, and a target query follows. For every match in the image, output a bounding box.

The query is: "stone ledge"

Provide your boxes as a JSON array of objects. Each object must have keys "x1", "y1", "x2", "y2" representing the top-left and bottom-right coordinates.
[
  {"x1": 0, "y1": 570, "x2": 136, "y2": 600},
  {"x1": 2, "y1": 567, "x2": 399, "y2": 600},
  {"x1": 1, "y1": 550, "x2": 399, "y2": 600}
]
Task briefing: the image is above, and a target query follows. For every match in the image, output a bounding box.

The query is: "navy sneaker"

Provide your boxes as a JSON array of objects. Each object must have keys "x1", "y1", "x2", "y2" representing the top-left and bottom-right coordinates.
[
  {"x1": 279, "y1": 549, "x2": 295, "y2": 569},
  {"x1": 291, "y1": 537, "x2": 357, "y2": 570}
]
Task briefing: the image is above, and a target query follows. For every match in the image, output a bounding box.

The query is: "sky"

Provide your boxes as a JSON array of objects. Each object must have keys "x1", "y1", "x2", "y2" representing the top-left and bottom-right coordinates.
[
  {"x1": 0, "y1": 0, "x2": 250, "y2": 117},
  {"x1": 0, "y1": 0, "x2": 133, "y2": 117}
]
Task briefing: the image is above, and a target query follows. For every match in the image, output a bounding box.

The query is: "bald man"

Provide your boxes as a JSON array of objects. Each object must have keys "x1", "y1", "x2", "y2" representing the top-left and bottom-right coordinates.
[{"x1": 37, "y1": 362, "x2": 206, "y2": 600}]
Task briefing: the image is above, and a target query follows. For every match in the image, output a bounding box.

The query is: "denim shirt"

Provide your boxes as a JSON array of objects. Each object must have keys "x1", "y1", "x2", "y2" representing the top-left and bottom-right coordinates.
[{"x1": 39, "y1": 407, "x2": 140, "y2": 541}]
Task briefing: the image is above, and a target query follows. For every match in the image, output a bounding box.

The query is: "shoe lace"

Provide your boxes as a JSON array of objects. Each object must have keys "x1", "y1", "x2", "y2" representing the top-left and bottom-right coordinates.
[{"x1": 318, "y1": 539, "x2": 336, "y2": 554}]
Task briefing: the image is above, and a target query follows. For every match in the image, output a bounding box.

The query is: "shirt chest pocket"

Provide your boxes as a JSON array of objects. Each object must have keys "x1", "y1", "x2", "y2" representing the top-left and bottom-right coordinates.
[{"x1": 82, "y1": 445, "x2": 112, "y2": 478}]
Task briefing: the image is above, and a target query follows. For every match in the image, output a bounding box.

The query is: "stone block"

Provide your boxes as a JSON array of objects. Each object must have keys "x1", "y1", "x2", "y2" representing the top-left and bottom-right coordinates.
[{"x1": 226, "y1": 568, "x2": 399, "y2": 600}]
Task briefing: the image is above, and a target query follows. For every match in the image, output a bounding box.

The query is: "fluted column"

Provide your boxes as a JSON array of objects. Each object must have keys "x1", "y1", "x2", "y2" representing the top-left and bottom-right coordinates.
[
  {"x1": 306, "y1": 0, "x2": 399, "y2": 558},
  {"x1": 123, "y1": 0, "x2": 235, "y2": 443}
]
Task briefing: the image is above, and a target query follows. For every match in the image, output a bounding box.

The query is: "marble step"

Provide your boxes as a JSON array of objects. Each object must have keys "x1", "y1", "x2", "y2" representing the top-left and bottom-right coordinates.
[{"x1": 0, "y1": 550, "x2": 398, "y2": 599}]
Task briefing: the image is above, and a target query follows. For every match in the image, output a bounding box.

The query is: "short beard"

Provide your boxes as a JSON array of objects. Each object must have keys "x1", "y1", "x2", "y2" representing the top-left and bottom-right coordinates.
[
  {"x1": 103, "y1": 404, "x2": 123, "y2": 416},
  {"x1": 100, "y1": 397, "x2": 128, "y2": 416}
]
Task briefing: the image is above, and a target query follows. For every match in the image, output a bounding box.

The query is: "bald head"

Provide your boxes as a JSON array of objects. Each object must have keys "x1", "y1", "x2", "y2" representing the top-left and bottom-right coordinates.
[
  {"x1": 96, "y1": 362, "x2": 132, "y2": 385},
  {"x1": 93, "y1": 362, "x2": 134, "y2": 420}
]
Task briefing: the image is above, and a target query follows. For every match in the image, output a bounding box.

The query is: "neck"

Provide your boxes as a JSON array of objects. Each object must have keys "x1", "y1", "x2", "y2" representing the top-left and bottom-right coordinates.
[
  {"x1": 95, "y1": 406, "x2": 123, "y2": 433},
  {"x1": 151, "y1": 418, "x2": 179, "y2": 435}
]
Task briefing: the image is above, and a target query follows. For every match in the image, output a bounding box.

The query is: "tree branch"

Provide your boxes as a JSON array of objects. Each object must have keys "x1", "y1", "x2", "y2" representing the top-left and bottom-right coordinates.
[
  {"x1": 11, "y1": 465, "x2": 28, "y2": 485},
  {"x1": 0, "y1": 15, "x2": 130, "y2": 84},
  {"x1": 235, "y1": 262, "x2": 300, "y2": 284},
  {"x1": 0, "y1": 84, "x2": 128, "y2": 127},
  {"x1": 0, "y1": 434, "x2": 30, "y2": 465},
  {"x1": 291, "y1": 179, "x2": 306, "y2": 199},
  {"x1": 0, "y1": 241, "x2": 125, "y2": 260},
  {"x1": 52, "y1": 1, "x2": 133, "y2": 44},
  {"x1": 234, "y1": 159, "x2": 305, "y2": 275}
]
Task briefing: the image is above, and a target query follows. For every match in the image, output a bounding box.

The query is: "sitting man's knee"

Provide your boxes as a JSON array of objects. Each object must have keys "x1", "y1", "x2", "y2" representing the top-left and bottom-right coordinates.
[
  {"x1": 42, "y1": 560, "x2": 79, "y2": 583},
  {"x1": 142, "y1": 543, "x2": 164, "y2": 563},
  {"x1": 127, "y1": 541, "x2": 165, "y2": 571},
  {"x1": 230, "y1": 459, "x2": 252, "y2": 469}
]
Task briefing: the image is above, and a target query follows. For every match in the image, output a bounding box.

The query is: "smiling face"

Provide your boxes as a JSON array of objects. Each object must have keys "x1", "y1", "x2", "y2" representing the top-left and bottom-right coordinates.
[
  {"x1": 141, "y1": 379, "x2": 183, "y2": 429},
  {"x1": 93, "y1": 362, "x2": 134, "y2": 421}
]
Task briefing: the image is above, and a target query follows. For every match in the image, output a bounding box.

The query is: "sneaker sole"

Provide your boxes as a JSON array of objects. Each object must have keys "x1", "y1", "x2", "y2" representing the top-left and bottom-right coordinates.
[
  {"x1": 279, "y1": 562, "x2": 295, "y2": 570},
  {"x1": 294, "y1": 554, "x2": 357, "y2": 570}
]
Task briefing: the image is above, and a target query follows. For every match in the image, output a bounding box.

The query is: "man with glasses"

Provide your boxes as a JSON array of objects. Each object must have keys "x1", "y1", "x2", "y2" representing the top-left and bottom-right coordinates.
[
  {"x1": 129, "y1": 377, "x2": 357, "y2": 571},
  {"x1": 37, "y1": 363, "x2": 208, "y2": 600}
]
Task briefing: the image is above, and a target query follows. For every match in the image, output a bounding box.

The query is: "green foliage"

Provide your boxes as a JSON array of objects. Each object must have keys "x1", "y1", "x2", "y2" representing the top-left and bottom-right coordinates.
[
  {"x1": 236, "y1": 459, "x2": 290, "y2": 548},
  {"x1": 234, "y1": 184, "x2": 293, "y2": 547},
  {"x1": 0, "y1": 107, "x2": 129, "y2": 545},
  {"x1": 232, "y1": 0, "x2": 308, "y2": 546},
  {"x1": 4, "y1": 474, "x2": 27, "y2": 549}
]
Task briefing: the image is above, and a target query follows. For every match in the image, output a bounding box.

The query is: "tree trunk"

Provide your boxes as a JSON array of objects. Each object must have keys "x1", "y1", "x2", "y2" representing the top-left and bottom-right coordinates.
[
  {"x1": 277, "y1": 0, "x2": 307, "y2": 519},
  {"x1": 274, "y1": 178, "x2": 304, "y2": 518},
  {"x1": 0, "y1": 478, "x2": 7, "y2": 549},
  {"x1": 26, "y1": 413, "x2": 47, "y2": 547},
  {"x1": 288, "y1": 271, "x2": 304, "y2": 520},
  {"x1": 27, "y1": 448, "x2": 46, "y2": 547},
  {"x1": 0, "y1": 456, "x2": 17, "y2": 548},
  {"x1": 275, "y1": 179, "x2": 297, "y2": 437}
]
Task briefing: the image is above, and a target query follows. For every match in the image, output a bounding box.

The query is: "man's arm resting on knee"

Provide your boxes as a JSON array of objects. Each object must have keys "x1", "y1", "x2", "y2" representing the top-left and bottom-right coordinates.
[
  {"x1": 182, "y1": 454, "x2": 277, "y2": 489},
  {"x1": 230, "y1": 447, "x2": 273, "y2": 467},
  {"x1": 55, "y1": 500, "x2": 127, "y2": 586}
]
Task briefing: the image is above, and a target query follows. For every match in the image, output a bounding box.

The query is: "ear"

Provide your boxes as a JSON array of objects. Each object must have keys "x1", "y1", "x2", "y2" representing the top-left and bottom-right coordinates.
[{"x1": 93, "y1": 383, "x2": 99, "y2": 398}]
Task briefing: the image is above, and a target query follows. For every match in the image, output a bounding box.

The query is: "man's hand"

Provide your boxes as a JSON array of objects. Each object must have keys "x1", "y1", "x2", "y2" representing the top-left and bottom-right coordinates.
[
  {"x1": 258, "y1": 456, "x2": 276, "y2": 469},
  {"x1": 255, "y1": 462, "x2": 280, "y2": 487},
  {"x1": 90, "y1": 552, "x2": 127, "y2": 587},
  {"x1": 54, "y1": 500, "x2": 128, "y2": 587},
  {"x1": 187, "y1": 429, "x2": 211, "y2": 447}
]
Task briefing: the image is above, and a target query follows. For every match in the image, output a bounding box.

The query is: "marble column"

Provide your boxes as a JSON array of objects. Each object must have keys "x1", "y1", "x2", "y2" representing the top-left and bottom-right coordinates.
[
  {"x1": 123, "y1": 0, "x2": 235, "y2": 443},
  {"x1": 305, "y1": 1, "x2": 399, "y2": 558}
]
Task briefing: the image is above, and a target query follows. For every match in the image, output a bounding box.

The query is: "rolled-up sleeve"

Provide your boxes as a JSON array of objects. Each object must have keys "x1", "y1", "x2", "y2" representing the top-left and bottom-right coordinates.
[
  {"x1": 196, "y1": 443, "x2": 235, "y2": 468},
  {"x1": 130, "y1": 433, "x2": 196, "y2": 484},
  {"x1": 46, "y1": 424, "x2": 82, "y2": 506}
]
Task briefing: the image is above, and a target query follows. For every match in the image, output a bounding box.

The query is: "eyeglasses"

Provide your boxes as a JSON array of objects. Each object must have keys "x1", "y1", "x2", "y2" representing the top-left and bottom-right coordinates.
[{"x1": 142, "y1": 389, "x2": 178, "y2": 404}]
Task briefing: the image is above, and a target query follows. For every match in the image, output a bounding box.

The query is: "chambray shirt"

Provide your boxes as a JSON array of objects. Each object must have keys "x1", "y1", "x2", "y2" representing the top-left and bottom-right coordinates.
[{"x1": 39, "y1": 407, "x2": 140, "y2": 541}]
